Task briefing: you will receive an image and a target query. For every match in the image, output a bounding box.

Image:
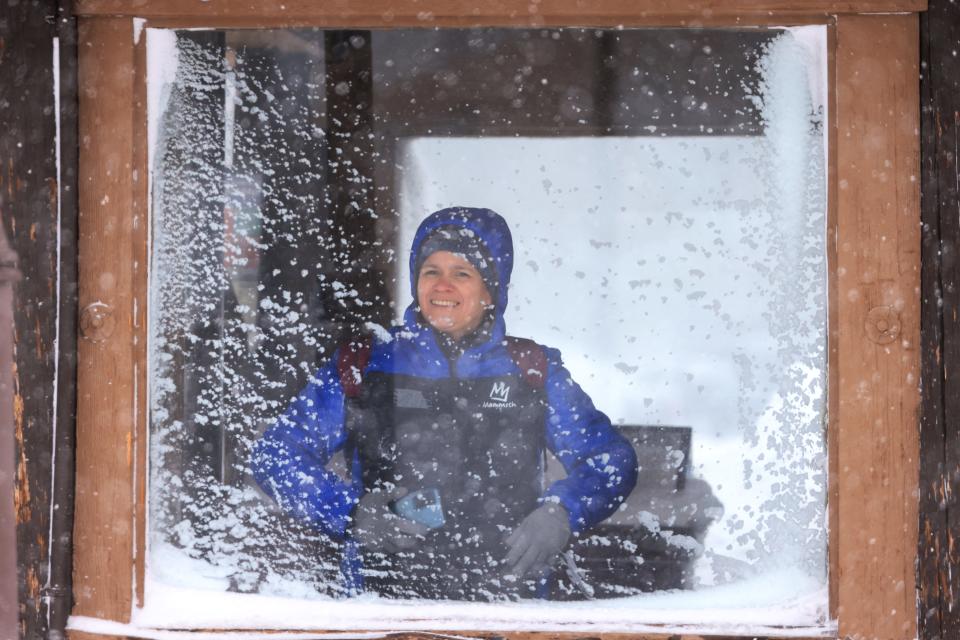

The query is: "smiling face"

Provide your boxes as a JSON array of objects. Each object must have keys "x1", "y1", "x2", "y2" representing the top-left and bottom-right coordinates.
[{"x1": 416, "y1": 251, "x2": 493, "y2": 340}]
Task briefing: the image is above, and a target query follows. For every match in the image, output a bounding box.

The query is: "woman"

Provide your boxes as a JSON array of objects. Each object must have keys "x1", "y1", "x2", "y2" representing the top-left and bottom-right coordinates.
[{"x1": 251, "y1": 207, "x2": 638, "y2": 600}]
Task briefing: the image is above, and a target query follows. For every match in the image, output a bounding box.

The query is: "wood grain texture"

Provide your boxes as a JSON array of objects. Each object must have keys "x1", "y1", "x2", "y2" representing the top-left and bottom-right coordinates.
[
  {"x1": 66, "y1": 631, "x2": 113, "y2": 640},
  {"x1": 71, "y1": 0, "x2": 924, "y2": 25},
  {"x1": 49, "y1": 3, "x2": 83, "y2": 636},
  {"x1": 0, "y1": 1, "x2": 67, "y2": 638},
  {"x1": 918, "y1": 0, "x2": 960, "y2": 638},
  {"x1": 835, "y1": 14, "x2": 921, "y2": 640},
  {"x1": 74, "y1": 16, "x2": 137, "y2": 622},
  {"x1": 66, "y1": 631, "x2": 132, "y2": 640}
]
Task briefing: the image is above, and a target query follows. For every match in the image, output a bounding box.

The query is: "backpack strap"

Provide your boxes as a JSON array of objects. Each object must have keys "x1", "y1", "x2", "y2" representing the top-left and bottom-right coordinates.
[
  {"x1": 337, "y1": 336, "x2": 373, "y2": 399},
  {"x1": 336, "y1": 336, "x2": 376, "y2": 493},
  {"x1": 505, "y1": 336, "x2": 548, "y2": 391}
]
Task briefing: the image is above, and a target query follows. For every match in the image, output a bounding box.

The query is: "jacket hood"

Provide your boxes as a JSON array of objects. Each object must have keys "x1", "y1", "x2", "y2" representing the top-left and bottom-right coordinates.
[{"x1": 408, "y1": 207, "x2": 514, "y2": 313}]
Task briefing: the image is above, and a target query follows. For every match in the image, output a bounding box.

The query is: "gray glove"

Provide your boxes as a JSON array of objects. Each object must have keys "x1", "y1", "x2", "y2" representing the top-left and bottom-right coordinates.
[
  {"x1": 353, "y1": 488, "x2": 430, "y2": 554},
  {"x1": 504, "y1": 503, "x2": 571, "y2": 578}
]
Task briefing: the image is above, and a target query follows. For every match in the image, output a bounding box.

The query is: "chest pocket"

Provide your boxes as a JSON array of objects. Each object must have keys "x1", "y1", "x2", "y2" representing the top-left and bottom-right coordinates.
[{"x1": 345, "y1": 372, "x2": 546, "y2": 529}]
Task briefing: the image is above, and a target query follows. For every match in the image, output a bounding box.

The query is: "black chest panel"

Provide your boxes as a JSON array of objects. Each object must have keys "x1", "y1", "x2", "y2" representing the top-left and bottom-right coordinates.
[{"x1": 345, "y1": 370, "x2": 548, "y2": 599}]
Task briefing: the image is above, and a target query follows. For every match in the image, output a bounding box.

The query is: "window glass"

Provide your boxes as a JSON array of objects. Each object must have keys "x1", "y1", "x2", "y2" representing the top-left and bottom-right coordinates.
[{"x1": 146, "y1": 25, "x2": 828, "y2": 632}]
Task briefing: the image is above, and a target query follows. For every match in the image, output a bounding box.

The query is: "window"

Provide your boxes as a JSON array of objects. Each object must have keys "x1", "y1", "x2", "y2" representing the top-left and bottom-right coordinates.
[
  {"x1": 70, "y1": 3, "x2": 921, "y2": 639},
  {"x1": 145, "y1": 24, "x2": 829, "y2": 626}
]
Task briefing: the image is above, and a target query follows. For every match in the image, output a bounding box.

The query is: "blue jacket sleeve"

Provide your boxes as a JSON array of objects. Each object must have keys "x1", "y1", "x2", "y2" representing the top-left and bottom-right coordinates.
[
  {"x1": 249, "y1": 357, "x2": 362, "y2": 539},
  {"x1": 540, "y1": 348, "x2": 639, "y2": 535}
]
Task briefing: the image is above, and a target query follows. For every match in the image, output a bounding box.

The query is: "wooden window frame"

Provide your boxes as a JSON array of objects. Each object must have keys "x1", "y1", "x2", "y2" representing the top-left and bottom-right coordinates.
[{"x1": 69, "y1": 2, "x2": 923, "y2": 639}]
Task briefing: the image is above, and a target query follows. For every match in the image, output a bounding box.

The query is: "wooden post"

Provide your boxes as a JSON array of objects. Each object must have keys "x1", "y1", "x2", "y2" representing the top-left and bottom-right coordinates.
[
  {"x1": 834, "y1": 13, "x2": 921, "y2": 640},
  {"x1": 0, "y1": 1, "x2": 75, "y2": 639},
  {"x1": 74, "y1": 17, "x2": 137, "y2": 622}
]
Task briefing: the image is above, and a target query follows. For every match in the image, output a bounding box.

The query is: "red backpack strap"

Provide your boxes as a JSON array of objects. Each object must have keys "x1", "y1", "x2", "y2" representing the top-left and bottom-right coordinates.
[
  {"x1": 505, "y1": 336, "x2": 548, "y2": 391},
  {"x1": 337, "y1": 336, "x2": 373, "y2": 399}
]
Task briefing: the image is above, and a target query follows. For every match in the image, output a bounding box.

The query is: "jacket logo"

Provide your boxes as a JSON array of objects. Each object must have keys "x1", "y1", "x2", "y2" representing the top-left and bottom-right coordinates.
[{"x1": 489, "y1": 381, "x2": 511, "y2": 403}]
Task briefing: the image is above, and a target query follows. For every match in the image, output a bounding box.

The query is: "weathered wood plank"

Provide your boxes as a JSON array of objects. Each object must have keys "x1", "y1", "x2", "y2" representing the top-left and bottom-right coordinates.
[
  {"x1": 71, "y1": 0, "x2": 924, "y2": 26},
  {"x1": 71, "y1": 0, "x2": 928, "y2": 17},
  {"x1": 73, "y1": 16, "x2": 137, "y2": 622},
  {"x1": 0, "y1": 1, "x2": 68, "y2": 638},
  {"x1": 834, "y1": 13, "x2": 921, "y2": 640},
  {"x1": 919, "y1": 0, "x2": 960, "y2": 638},
  {"x1": 917, "y1": 9, "x2": 946, "y2": 634},
  {"x1": 49, "y1": 0, "x2": 82, "y2": 635}
]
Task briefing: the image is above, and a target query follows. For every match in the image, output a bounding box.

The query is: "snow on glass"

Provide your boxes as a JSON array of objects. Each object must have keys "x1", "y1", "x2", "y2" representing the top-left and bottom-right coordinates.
[{"x1": 144, "y1": 26, "x2": 829, "y2": 632}]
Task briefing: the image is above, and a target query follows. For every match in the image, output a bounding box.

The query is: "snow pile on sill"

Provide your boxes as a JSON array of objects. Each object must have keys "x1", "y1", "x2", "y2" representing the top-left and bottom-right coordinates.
[{"x1": 107, "y1": 567, "x2": 832, "y2": 635}]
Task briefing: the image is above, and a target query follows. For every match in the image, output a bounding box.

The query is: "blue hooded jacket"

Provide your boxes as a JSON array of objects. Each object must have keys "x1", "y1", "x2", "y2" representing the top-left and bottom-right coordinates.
[{"x1": 251, "y1": 207, "x2": 639, "y2": 583}]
